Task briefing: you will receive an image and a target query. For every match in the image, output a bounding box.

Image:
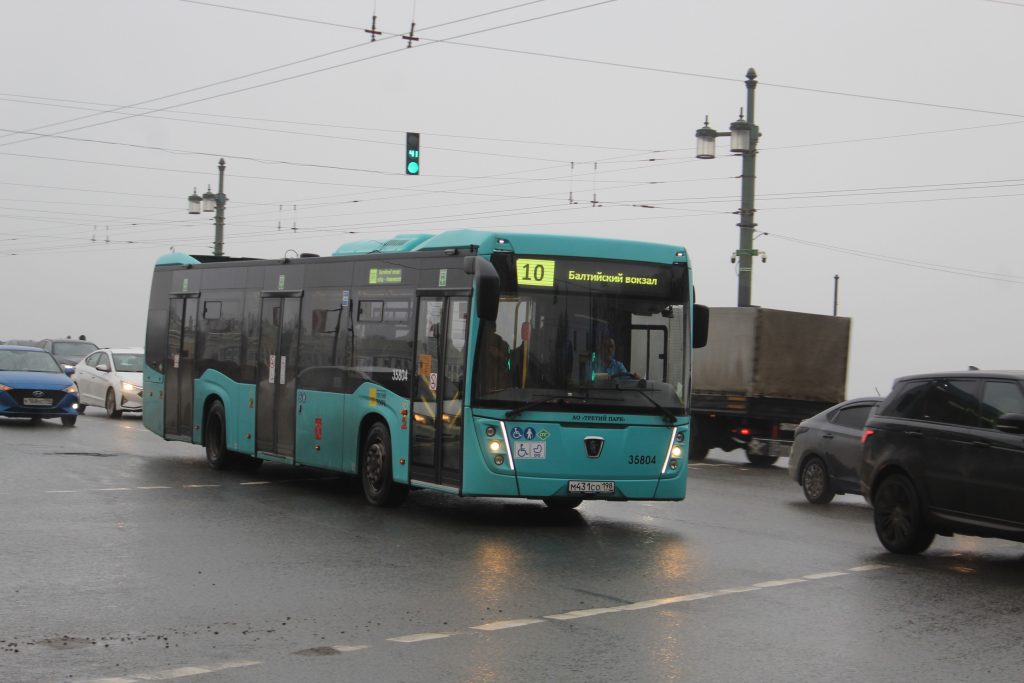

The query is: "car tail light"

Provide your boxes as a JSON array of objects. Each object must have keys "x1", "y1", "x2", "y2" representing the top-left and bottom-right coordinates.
[
  {"x1": 860, "y1": 428, "x2": 875, "y2": 444},
  {"x1": 738, "y1": 427, "x2": 751, "y2": 436}
]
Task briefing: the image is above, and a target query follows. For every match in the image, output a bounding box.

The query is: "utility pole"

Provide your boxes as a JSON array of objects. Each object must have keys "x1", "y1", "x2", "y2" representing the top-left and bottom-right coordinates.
[
  {"x1": 696, "y1": 68, "x2": 762, "y2": 307},
  {"x1": 833, "y1": 274, "x2": 840, "y2": 316},
  {"x1": 737, "y1": 69, "x2": 759, "y2": 308},
  {"x1": 187, "y1": 158, "x2": 229, "y2": 257},
  {"x1": 213, "y1": 158, "x2": 227, "y2": 257}
]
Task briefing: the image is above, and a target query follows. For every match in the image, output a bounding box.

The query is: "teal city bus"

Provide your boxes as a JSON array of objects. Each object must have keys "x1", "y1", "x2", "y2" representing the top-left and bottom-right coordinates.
[{"x1": 143, "y1": 230, "x2": 708, "y2": 508}]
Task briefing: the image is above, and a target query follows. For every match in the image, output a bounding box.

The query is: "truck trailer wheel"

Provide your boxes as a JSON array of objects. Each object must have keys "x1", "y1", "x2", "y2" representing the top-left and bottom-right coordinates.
[{"x1": 746, "y1": 453, "x2": 778, "y2": 467}]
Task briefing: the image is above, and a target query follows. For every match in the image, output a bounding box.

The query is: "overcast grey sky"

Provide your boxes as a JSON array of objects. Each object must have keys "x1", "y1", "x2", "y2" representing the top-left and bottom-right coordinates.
[{"x1": 1, "y1": 0, "x2": 1021, "y2": 397}]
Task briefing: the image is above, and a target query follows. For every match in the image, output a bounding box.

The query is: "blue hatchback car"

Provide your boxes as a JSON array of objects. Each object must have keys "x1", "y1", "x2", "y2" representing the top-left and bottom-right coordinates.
[{"x1": 0, "y1": 345, "x2": 80, "y2": 426}]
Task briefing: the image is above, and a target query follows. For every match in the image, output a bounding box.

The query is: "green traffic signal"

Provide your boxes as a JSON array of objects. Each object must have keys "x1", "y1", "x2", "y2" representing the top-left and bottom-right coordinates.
[{"x1": 405, "y1": 132, "x2": 420, "y2": 175}]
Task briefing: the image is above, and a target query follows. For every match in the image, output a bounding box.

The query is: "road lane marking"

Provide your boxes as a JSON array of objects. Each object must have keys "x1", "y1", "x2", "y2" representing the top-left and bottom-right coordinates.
[
  {"x1": 388, "y1": 632, "x2": 457, "y2": 643},
  {"x1": 43, "y1": 478, "x2": 341, "y2": 495},
  {"x1": 80, "y1": 565, "x2": 891, "y2": 681},
  {"x1": 472, "y1": 618, "x2": 547, "y2": 631},
  {"x1": 804, "y1": 571, "x2": 848, "y2": 579},
  {"x1": 753, "y1": 578, "x2": 807, "y2": 588},
  {"x1": 84, "y1": 659, "x2": 260, "y2": 683}
]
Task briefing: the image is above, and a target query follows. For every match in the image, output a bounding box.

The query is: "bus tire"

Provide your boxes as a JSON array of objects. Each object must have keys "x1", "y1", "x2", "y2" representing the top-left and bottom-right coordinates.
[
  {"x1": 205, "y1": 401, "x2": 232, "y2": 470},
  {"x1": 361, "y1": 422, "x2": 408, "y2": 507}
]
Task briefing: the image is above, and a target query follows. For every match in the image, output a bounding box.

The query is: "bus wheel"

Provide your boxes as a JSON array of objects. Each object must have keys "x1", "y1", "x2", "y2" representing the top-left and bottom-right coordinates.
[
  {"x1": 361, "y1": 422, "x2": 408, "y2": 507},
  {"x1": 543, "y1": 498, "x2": 582, "y2": 510},
  {"x1": 205, "y1": 401, "x2": 232, "y2": 470}
]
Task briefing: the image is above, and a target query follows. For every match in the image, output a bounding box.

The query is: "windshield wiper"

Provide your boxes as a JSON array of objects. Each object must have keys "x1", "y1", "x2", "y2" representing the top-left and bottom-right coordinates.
[
  {"x1": 505, "y1": 395, "x2": 585, "y2": 420},
  {"x1": 624, "y1": 382, "x2": 678, "y2": 424}
]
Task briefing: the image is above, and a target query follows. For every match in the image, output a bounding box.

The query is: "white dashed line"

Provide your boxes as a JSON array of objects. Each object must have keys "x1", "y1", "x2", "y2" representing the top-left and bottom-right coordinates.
[
  {"x1": 753, "y1": 578, "x2": 807, "y2": 589},
  {"x1": 472, "y1": 618, "x2": 546, "y2": 631},
  {"x1": 183, "y1": 484, "x2": 221, "y2": 489},
  {"x1": 804, "y1": 571, "x2": 848, "y2": 580},
  {"x1": 81, "y1": 565, "x2": 890, "y2": 681},
  {"x1": 136, "y1": 486, "x2": 173, "y2": 490},
  {"x1": 96, "y1": 488, "x2": 133, "y2": 491},
  {"x1": 84, "y1": 659, "x2": 260, "y2": 683},
  {"x1": 239, "y1": 481, "x2": 271, "y2": 486},
  {"x1": 388, "y1": 632, "x2": 457, "y2": 643}
]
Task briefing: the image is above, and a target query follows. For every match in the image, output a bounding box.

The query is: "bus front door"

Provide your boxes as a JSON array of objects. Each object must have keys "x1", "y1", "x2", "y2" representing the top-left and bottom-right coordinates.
[
  {"x1": 410, "y1": 294, "x2": 469, "y2": 490},
  {"x1": 164, "y1": 294, "x2": 198, "y2": 441},
  {"x1": 256, "y1": 293, "x2": 301, "y2": 460}
]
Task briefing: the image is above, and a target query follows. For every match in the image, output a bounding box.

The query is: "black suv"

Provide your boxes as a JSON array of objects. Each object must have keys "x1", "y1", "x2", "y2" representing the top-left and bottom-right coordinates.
[
  {"x1": 37, "y1": 338, "x2": 99, "y2": 372},
  {"x1": 860, "y1": 371, "x2": 1024, "y2": 554}
]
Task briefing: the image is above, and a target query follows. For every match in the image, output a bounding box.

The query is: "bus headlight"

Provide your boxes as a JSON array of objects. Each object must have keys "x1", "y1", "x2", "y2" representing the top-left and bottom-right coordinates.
[
  {"x1": 671, "y1": 445, "x2": 683, "y2": 458},
  {"x1": 489, "y1": 440, "x2": 502, "y2": 453}
]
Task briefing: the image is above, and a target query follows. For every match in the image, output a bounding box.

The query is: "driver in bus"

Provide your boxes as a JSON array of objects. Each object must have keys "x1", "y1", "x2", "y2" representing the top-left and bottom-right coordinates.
[{"x1": 590, "y1": 337, "x2": 639, "y2": 379}]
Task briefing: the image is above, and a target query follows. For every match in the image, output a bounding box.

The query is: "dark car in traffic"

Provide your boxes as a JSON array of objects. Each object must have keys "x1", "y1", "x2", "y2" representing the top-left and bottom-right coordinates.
[
  {"x1": 37, "y1": 338, "x2": 99, "y2": 373},
  {"x1": 788, "y1": 396, "x2": 881, "y2": 504},
  {"x1": 0, "y1": 345, "x2": 80, "y2": 426},
  {"x1": 861, "y1": 371, "x2": 1024, "y2": 554}
]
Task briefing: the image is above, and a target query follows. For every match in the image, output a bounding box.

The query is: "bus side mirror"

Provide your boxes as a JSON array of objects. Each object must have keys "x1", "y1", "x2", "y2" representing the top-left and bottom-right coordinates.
[
  {"x1": 465, "y1": 256, "x2": 500, "y2": 322},
  {"x1": 693, "y1": 305, "x2": 709, "y2": 349}
]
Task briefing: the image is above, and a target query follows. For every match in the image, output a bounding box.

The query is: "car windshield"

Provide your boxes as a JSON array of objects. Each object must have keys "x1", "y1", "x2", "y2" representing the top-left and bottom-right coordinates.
[
  {"x1": 112, "y1": 353, "x2": 143, "y2": 372},
  {"x1": 473, "y1": 254, "x2": 692, "y2": 416},
  {"x1": 0, "y1": 349, "x2": 63, "y2": 373},
  {"x1": 52, "y1": 341, "x2": 98, "y2": 361}
]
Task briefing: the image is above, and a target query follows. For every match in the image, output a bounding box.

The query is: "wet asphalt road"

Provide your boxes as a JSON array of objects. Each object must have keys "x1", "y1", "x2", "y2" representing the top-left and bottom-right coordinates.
[{"x1": 2, "y1": 413, "x2": 1023, "y2": 683}]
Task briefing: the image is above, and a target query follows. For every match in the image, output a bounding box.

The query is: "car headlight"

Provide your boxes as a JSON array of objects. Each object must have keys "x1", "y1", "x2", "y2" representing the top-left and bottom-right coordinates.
[
  {"x1": 122, "y1": 381, "x2": 141, "y2": 393},
  {"x1": 65, "y1": 384, "x2": 78, "y2": 394},
  {"x1": 0, "y1": 383, "x2": 11, "y2": 392}
]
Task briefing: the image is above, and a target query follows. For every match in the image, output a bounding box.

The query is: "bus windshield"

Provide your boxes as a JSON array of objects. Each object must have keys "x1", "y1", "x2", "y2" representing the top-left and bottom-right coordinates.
[{"x1": 473, "y1": 256, "x2": 690, "y2": 417}]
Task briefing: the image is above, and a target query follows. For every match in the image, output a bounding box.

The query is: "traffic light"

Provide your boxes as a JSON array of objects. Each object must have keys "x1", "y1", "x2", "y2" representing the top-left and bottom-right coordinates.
[{"x1": 405, "y1": 132, "x2": 420, "y2": 175}]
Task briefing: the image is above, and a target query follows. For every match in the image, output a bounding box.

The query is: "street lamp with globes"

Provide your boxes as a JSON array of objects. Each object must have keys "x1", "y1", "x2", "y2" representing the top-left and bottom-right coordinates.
[
  {"x1": 696, "y1": 68, "x2": 763, "y2": 307},
  {"x1": 187, "y1": 158, "x2": 228, "y2": 257}
]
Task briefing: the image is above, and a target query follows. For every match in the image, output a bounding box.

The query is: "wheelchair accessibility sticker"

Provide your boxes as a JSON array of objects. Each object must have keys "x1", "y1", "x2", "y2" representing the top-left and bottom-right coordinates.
[{"x1": 511, "y1": 425, "x2": 547, "y2": 459}]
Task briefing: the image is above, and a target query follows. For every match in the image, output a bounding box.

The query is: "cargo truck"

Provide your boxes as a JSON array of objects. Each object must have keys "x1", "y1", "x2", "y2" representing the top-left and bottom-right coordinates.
[{"x1": 689, "y1": 307, "x2": 850, "y2": 466}]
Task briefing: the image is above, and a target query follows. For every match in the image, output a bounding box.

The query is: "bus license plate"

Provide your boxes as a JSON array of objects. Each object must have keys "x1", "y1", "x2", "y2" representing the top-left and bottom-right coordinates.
[
  {"x1": 568, "y1": 480, "x2": 614, "y2": 494},
  {"x1": 23, "y1": 397, "x2": 52, "y2": 406}
]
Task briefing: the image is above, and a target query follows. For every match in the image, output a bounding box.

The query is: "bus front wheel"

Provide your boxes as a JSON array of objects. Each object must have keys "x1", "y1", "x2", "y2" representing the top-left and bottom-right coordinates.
[{"x1": 361, "y1": 422, "x2": 408, "y2": 507}]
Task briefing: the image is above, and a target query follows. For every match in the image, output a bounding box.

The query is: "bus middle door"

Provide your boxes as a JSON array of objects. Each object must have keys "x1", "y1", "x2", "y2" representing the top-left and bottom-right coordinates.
[
  {"x1": 256, "y1": 291, "x2": 301, "y2": 460},
  {"x1": 410, "y1": 294, "x2": 469, "y2": 490}
]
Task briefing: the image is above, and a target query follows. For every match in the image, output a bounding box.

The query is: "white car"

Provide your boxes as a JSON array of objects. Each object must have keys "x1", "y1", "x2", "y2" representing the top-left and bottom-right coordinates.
[{"x1": 74, "y1": 347, "x2": 144, "y2": 418}]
